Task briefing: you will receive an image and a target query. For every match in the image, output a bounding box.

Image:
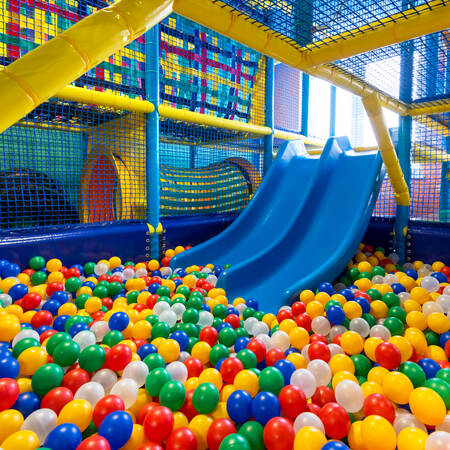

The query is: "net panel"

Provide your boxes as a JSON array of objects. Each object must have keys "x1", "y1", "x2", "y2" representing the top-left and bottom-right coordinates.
[
  {"x1": 0, "y1": 0, "x2": 145, "y2": 97},
  {"x1": 0, "y1": 100, "x2": 146, "y2": 231},
  {"x1": 160, "y1": 117, "x2": 264, "y2": 216},
  {"x1": 411, "y1": 112, "x2": 450, "y2": 222}
]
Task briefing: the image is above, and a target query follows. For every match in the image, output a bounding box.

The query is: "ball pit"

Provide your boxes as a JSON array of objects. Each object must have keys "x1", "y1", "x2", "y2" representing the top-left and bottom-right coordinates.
[{"x1": 0, "y1": 245, "x2": 448, "y2": 449}]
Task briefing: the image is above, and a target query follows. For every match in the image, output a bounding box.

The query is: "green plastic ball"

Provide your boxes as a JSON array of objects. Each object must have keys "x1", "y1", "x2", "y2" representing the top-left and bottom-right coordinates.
[
  {"x1": 159, "y1": 380, "x2": 186, "y2": 411},
  {"x1": 75, "y1": 294, "x2": 90, "y2": 309},
  {"x1": 258, "y1": 367, "x2": 284, "y2": 395},
  {"x1": 46, "y1": 332, "x2": 72, "y2": 355},
  {"x1": 12, "y1": 338, "x2": 40, "y2": 358},
  {"x1": 213, "y1": 304, "x2": 228, "y2": 319},
  {"x1": 366, "y1": 289, "x2": 382, "y2": 301},
  {"x1": 146, "y1": 314, "x2": 159, "y2": 325},
  {"x1": 30, "y1": 271, "x2": 47, "y2": 286},
  {"x1": 65, "y1": 277, "x2": 82, "y2": 292},
  {"x1": 182, "y1": 323, "x2": 199, "y2": 338},
  {"x1": 182, "y1": 308, "x2": 199, "y2": 324},
  {"x1": 236, "y1": 349, "x2": 257, "y2": 369},
  {"x1": 102, "y1": 330, "x2": 123, "y2": 347},
  {"x1": 108, "y1": 281, "x2": 122, "y2": 296},
  {"x1": 437, "y1": 368, "x2": 450, "y2": 384},
  {"x1": 425, "y1": 377, "x2": 450, "y2": 409},
  {"x1": 424, "y1": 330, "x2": 440, "y2": 346},
  {"x1": 93, "y1": 285, "x2": 108, "y2": 299},
  {"x1": 239, "y1": 421, "x2": 264, "y2": 450},
  {"x1": 398, "y1": 361, "x2": 426, "y2": 388},
  {"x1": 29, "y1": 256, "x2": 46, "y2": 270},
  {"x1": 351, "y1": 354, "x2": 372, "y2": 378},
  {"x1": 32, "y1": 363, "x2": 64, "y2": 396},
  {"x1": 151, "y1": 321, "x2": 171, "y2": 339},
  {"x1": 83, "y1": 262, "x2": 96, "y2": 275},
  {"x1": 53, "y1": 341, "x2": 80, "y2": 367},
  {"x1": 143, "y1": 353, "x2": 166, "y2": 371},
  {"x1": 79, "y1": 345, "x2": 106, "y2": 372},
  {"x1": 127, "y1": 290, "x2": 139, "y2": 304},
  {"x1": 242, "y1": 307, "x2": 256, "y2": 319},
  {"x1": 219, "y1": 433, "x2": 251, "y2": 450},
  {"x1": 145, "y1": 368, "x2": 171, "y2": 396},
  {"x1": 219, "y1": 327, "x2": 237, "y2": 347},
  {"x1": 156, "y1": 286, "x2": 171, "y2": 297},
  {"x1": 383, "y1": 317, "x2": 404, "y2": 336},
  {"x1": 192, "y1": 382, "x2": 219, "y2": 414},
  {"x1": 209, "y1": 344, "x2": 230, "y2": 366},
  {"x1": 388, "y1": 306, "x2": 406, "y2": 323},
  {"x1": 382, "y1": 293, "x2": 400, "y2": 308}
]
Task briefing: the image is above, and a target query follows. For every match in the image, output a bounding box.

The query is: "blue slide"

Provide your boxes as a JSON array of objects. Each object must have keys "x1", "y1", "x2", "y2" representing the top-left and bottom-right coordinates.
[{"x1": 171, "y1": 137, "x2": 384, "y2": 311}]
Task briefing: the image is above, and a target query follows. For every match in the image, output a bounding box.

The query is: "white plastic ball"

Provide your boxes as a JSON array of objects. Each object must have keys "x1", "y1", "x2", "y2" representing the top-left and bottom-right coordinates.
[
  {"x1": 293, "y1": 412, "x2": 325, "y2": 434},
  {"x1": 370, "y1": 324, "x2": 391, "y2": 340},
  {"x1": 422, "y1": 301, "x2": 444, "y2": 317},
  {"x1": 307, "y1": 359, "x2": 332, "y2": 386},
  {"x1": 388, "y1": 253, "x2": 400, "y2": 264},
  {"x1": 252, "y1": 321, "x2": 269, "y2": 336},
  {"x1": 444, "y1": 286, "x2": 450, "y2": 296},
  {"x1": 311, "y1": 316, "x2": 331, "y2": 336},
  {"x1": 153, "y1": 301, "x2": 171, "y2": 315},
  {"x1": 329, "y1": 326, "x2": 347, "y2": 341},
  {"x1": 206, "y1": 274, "x2": 217, "y2": 286},
  {"x1": 90, "y1": 321, "x2": 110, "y2": 342},
  {"x1": 94, "y1": 263, "x2": 108, "y2": 276},
  {"x1": 301, "y1": 344, "x2": 310, "y2": 363},
  {"x1": 244, "y1": 317, "x2": 258, "y2": 334},
  {"x1": 160, "y1": 267, "x2": 172, "y2": 277},
  {"x1": 335, "y1": 380, "x2": 364, "y2": 413},
  {"x1": 290, "y1": 369, "x2": 316, "y2": 398},
  {"x1": 393, "y1": 413, "x2": 427, "y2": 434},
  {"x1": 110, "y1": 378, "x2": 139, "y2": 409},
  {"x1": 435, "y1": 415, "x2": 450, "y2": 432},
  {"x1": 371, "y1": 275, "x2": 385, "y2": 284},
  {"x1": 421, "y1": 276, "x2": 440, "y2": 293},
  {"x1": 171, "y1": 302, "x2": 186, "y2": 319},
  {"x1": 135, "y1": 268, "x2": 148, "y2": 277},
  {"x1": 177, "y1": 351, "x2": 190, "y2": 363},
  {"x1": 0, "y1": 293, "x2": 12, "y2": 307},
  {"x1": 166, "y1": 361, "x2": 188, "y2": 383},
  {"x1": 255, "y1": 334, "x2": 272, "y2": 350},
  {"x1": 350, "y1": 318, "x2": 370, "y2": 337},
  {"x1": 159, "y1": 310, "x2": 177, "y2": 328},
  {"x1": 91, "y1": 369, "x2": 118, "y2": 393},
  {"x1": 122, "y1": 361, "x2": 149, "y2": 387},
  {"x1": 12, "y1": 329, "x2": 40, "y2": 347},
  {"x1": 21, "y1": 408, "x2": 57, "y2": 444},
  {"x1": 436, "y1": 295, "x2": 450, "y2": 314},
  {"x1": 74, "y1": 381, "x2": 105, "y2": 407},
  {"x1": 73, "y1": 330, "x2": 96, "y2": 351},
  {"x1": 198, "y1": 311, "x2": 214, "y2": 328},
  {"x1": 270, "y1": 331, "x2": 290, "y2": 352},
  {"x1": 122, "y1": 268, "x2": 135, "y2": 281},
  {"x1": 384, "y1": 274, "x2": 399, "y2": 285},
  {"x1": 425, "y1": 431, "x2": 450, "y2": 450},
  {"x1": 328, "y1": 343, "x2": 345, "y2": 356}
]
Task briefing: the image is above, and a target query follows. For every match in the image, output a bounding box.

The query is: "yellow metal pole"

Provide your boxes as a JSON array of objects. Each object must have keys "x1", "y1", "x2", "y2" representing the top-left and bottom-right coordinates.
[
  {"x1": 408, "y1": 99, "x2": 450, "y2": 116},
  {"x1": 172, "y1": 0, "x2": 409, "y2": 116},
  {"x1": 303, "y1": 1, "x2": 449, "y2": 67},
  {"x1": 56, "y1": 86, "x2": 155, "y2": 113},
  {"x1": 0, "y1": 0, "x2": 173, "y2": 134},
  {"x1": 362, "y1": 93, "x2": 410, "y2": 206},
  {"x1": 158, "y1": 104, "x2": 272, "y2": 135},
  {"x1": 273, "y1": 129, "x2": 325, "y2": 147}
]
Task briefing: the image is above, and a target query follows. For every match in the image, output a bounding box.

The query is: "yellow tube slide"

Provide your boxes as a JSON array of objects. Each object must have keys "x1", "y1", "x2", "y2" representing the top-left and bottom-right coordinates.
[
  {"x1": 0, "y1": 0, "x2": 173, "y2": 134},
  {"x1": 362, "y1": 93, "x2": 410, "y2": 207}
]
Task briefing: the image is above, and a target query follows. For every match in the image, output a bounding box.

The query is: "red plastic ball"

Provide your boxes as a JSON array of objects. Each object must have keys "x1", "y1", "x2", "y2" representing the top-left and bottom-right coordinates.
[
  {"x1": 263, "y1": 417, "x2": 295, "y2": 450},
  {"x1": 41, "y1": 387, "x2": 74, "y2": 415},
  {"x1": 445, "y1": 340, "x2": 450, "y2": 358},
  {"x1": 220, "y1": 357, "x2": 244, "y2": 384},
  {"x1": 310, "y1": 334, "x2": 328, "y2": 345},
  {"x1": 307, "y1": 403, "x2": 322, "y2": 415},
  {"x1": 106, "y1": 344, "x2": 132, "y2": 371},
  {"x1": 161, "y1": 257, "x2": 171, "y2": 267},
  {"x1": 40, "y1": 329, "x2": 57, "y2": 344},
  {"x1": 62, "y1": 368, "x2": 90, "y2": 394},
  {"x1": 0, "y1": 378, "x2": 19, "y2": 411},
  {"x1": 318, "y1": 402, "x2": 351, "y2": 439},
  {"x1": 110, "y1": 275, "x2": 122, "y2": 283},
  {"x1": 46, "y1": 282, "x2": 64, "y2": 296},
  {"x1": 311, "y1": 386, "x2": 335, "y2": 407},
  {"x1": 308, "y1": 341, "x2": 331, "y2": 362},
  {"x1": 291, "y1": 302, "x2": 306, "y2": 317},
  {"x1": 266, "y1": 348, "x2": 285, "y2": 366},
  {"x1": 279, "y1": 385, "x2": 308, "y2": 419},
  {"x1": 21, "y1": 292, "x2": 42, "y2": 311},
  {"x1": 199, "y1": 327, "x2": 218, "y2": 346},
  {"x1": 363, "y1": 393, "x2": 395, "y2": 423},
  {"x1": 93, "y1": 395, "x2": 125, "y2": 428},
  {"x1": 147, "y1": 295, "x2": 159, "y2": 309},
  {"x1": 247, "y1": 339, "x2": 266, "y2": 363},
  {"x1": 184, "y1": 358, "x2": 203, "y2": 378},
  {"x1": 66, "y1": 268, "x2": 81, "y2": 279},
  {"x1": 295, "y1": 313, "x2": 312, "y2": 332},
  {"x1": 76, "y1": 435, "x2": 111, "y2": 450},
  {"x1": 138, "y1": 402, "x2": 159, "y2": 425},
  {"x1": 180, "y1": 390, "x2": 197, "y2": 421},
  {"x1": 102, "y1": 298, "x2": 113, "y2": 310},
  {"x1": 133, "y1": 304, "x2": 147, "y2": 313},
  {"x1": 206, "y1": 419, "x2": 236, "y2": 450},
  {"x1": 143, "y1": 406, "x2": 174, "y2": 443},
  {"x1": 332, "y1": 334, "x2": 342, "y2": 346},
  {"x1": 167, "y1": 427, "x2": 197, "y2": 450},
  {"x1": 97, "y1": 273, "x2": 110, "y2": 282},
  {"x1": 224, "y1": 314, "x2": 240, "y2": 329},
  {"x1": 375, "y1": 342, "x2": 401, "y2": 370},
  {"x1": 31, "y1": 310, "x2": 53, "y2": 328},
  {"x1": 277, "y1": 309, "x2": 293, "y2": 323},
  {"x1": 91, "y1": 312, "x2": 105, "y2": 321}
]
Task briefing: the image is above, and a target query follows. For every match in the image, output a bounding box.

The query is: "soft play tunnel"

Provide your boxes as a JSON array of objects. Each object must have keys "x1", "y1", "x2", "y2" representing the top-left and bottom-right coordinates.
[{"x1": 81, "y1": 154, "x2": 261, "y2": 222}]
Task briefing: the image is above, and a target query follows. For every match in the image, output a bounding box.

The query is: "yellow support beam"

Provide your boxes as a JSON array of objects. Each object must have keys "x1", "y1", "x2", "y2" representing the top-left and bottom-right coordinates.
[
  {"x1": 273, "y1": 129, "x2": 325, "y2": 147},
  {"x1": 302, "y1": 1, "x2": 450, "y2": 67},
  {"x1": 408, "y1": 99, "x2": 450, "y2": 116},
  {"x1": 172, "y1": 0, "x2": 409, "y2": 116},
  {"x1": 0, "y1": 0, "x2": 174, "y2": 134},
  {"x1": 158, "y1": 104, "x2": 272, "y2": 135},
  {"x1": 56, "y1": 86, "x2": 155, "y2": 113},
  {"x1": 362, "y1": 93, "x2": 410, "y2": 206}
]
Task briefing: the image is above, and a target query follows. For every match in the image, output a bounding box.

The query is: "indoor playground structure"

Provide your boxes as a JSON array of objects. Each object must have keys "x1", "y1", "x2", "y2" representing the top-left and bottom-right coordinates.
[{"x1": 0, "y1": 0, "x2": 449, "y2": 449}]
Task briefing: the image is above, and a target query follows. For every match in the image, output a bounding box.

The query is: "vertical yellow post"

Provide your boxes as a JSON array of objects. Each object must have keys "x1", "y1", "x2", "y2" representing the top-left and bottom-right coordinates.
[{"x1": 362, "y1": 93, "x2": 410, "y2": 206}]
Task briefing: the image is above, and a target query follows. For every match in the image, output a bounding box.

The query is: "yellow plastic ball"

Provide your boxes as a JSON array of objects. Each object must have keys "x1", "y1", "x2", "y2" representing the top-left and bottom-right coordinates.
[
  {"x1": 410, "y1": 287, "x2": 430, "y2": 305},
  {"x1": 340, "y1": 331, "x2": 364, "y2": 355},
  {"x1": 315, "y1": 292, "x2": 330, "y2": 305},
  {"x1": 17, "y1": 347, "x2": 48, "y2": 376},
  {"x1": 76, "y1": 286, "x2": 92, "y2": 297},
  {"x1": 425, "y1": 345, "x2": 448, "y2": 362},
  {"x1": 84, "y1": 296, "x2": 102, "y2": 313},
  {"x1": 361, "y1": 415, "x2": 396, "y2": 450},
  {"x1": 382, "y1": 371, "x2": 414, "y2": 404},
  {"x1": 400, "y1": 276, "x2": 416, "y2": 291},
  {"x1": 0, "y1": 278, "x2": 18, "y2": 294},
  {"x1": 17, "y1": 378, "x2": 32, "y2": 393},
  {"x1": 5, "y1": 305, "x2": 23, "y2": 319},
  {"x1": 370, "y1": 300, "x2": 388, "y2": 319},
  {"x1": 0, "y1": 315, "x2": 21, "y2": 342},
  {"x1": 348, "y1": 421, "x2": 366, "y2": 450},
  {"x1": 355, "y1": 253, "x2": 367, "y2": 263},
  {"x1": 232, "y1": 298, "x2": 246, "y2": 307},
  {"x1": 406, "y1": 310, "x2": 427, "y2": 330},
  {"x1": 221, "y1": 384, "x2": 236, "y2": 402},
  {"x1": 397, "y1": 427, "x2": 428, "y2": 450},
  {"x1": 189, "y1": 415, "x2": 213, "y2": 450},
  {"x1": 289, "y1": 327, "x2": 310, "y2": 350},
  {"x1": 332, "y1": 370, "x2": 358, "y2": 390},
  {"x1": 361, "y1": 381, "x2": 383, "y2": 397},
  {"x1": 262, "y1": 313, "x2": 277, "y2": 327},
  {"x1": 191, "y1": 341, "x2": 211, "y2": 365},
  {"x1": 279, "y1": 318, "x2": 297, "y2": 334},
  {"x1": 367, "y1": 366, "x2": 389, "y2": 385},
  {"x1": 329, "y1": 354, "x2": 355, "y2": 374},
  {"x1": 198, "y1": 368, "x2": 222, "y2": 391},
  {"x1": 182, "y1": 275, "x2": 196, "y2": 288},
  {"x1": 185, "y1": 377, "x2": 199, "y2": 391},
  {"x1": 343, "y1": 301, "x2": 363, "y2": 319},
  {"x1": 409, "y1": 387, "x2": 446, "y2": 426},
  {"x1": 2, "y1": 430, "x2": 40, "y2": 450},
  {"x1": 431, "y1": 261, "x2": 445, "y2": 272},
  {"x1": 0, "y1": 409, "x2": 24, "y2": 443},
  {"x1": 173, "y1": 411, "x2": 189, "y2": 429},
  {"x1": 306, "y1": 301, "x2": 324, "y2": 319},
  {"x1": 354, "y1": 278, "x2": 372, "y2": 291},
  {"x1": 132, "y1": 320, "x2": 152, "y2": 340},
  {"x1": 17, "y1": 273, "x2": 30, "y2": 285},
  {"x1": 174, "y1": 246, "x2": 185, "y2": 255},
  {"x1": 46, "y1": 258, "x2": 62, "y2": 272},
  {"x1": 358, "y1": 261, "x2": 372, "y2": 273},
  {"x1": 404, "y1": 328, "x2": 428, "y2": 356},
  {"x1": 299, "y1": 290, "x2": 315, "y2": 304},
  {"x1": 413, "y1": 260, "x2": 424, "y2": 270},
  {"x1": 165, "y1": 249, "x2": 175, "y2": 259},
  {"x1": 58, "y1": 399, "x2": 92, "y2": 431},
  {"x1": 388, "y1": 336, "x2": 412, "y2": 362},
  {"x1": 121, "y1": 424, "x2": 145, "y2": 450},
  {"x1": 48, "y1": 271, "x2": 64, "y2": 283},
  {"x1": 330, "y1": 294, "x2": 346, "y2": 306},
  {"x1": 293, "y1": 426, "x2": 326, "y2": 450},
  {"x1": 286, "y1": 353, "x2": 307, "y2": 369},
  {"x1": 234, "y1": 370, "x2": 259, "y2": 397},
  {"x1": 427, "y1": 312, "x2": 450, "y2": 334}
]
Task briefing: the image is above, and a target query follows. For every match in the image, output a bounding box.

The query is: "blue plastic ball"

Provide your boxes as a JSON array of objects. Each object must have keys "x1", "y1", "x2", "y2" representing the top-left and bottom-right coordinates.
[
  {"x1": 201, "y1": 303, "x2": 211, "y2": 312},
  {"x1": 215, "y1": 358, "x2": 226, "y2": 372},
  {"x1": 45, "y1": 423, "x2": 82, "y2": 450},
  {"x1": 170, "y1": 330, "x2": 189, "y2": 351},
  {"x1": 235, "y1": 336, "x2": 251, "y2": 353},
  {"x1": 8, "y1": 283, "x2": 28, "y2": 301},
  {"x1": 391, "y1": 283, "x2": 406, "y2": 294},
  {"x1": 42, "y1": 300, "x2": 61, "y2": 316},
  {"x1": 51, "y1": 291, "x2": 69, "y2": 304},
  {"x1": 35, "y1": 325, "x2": 52, "y2": 335},
  {"x1": 3, "y1": 263, "x2": 20, "y2": 278},
  {"x1": 82, "y1": 281, "x2": 96, "y2": 290},
  {"x1": 68, "y1": 322, "x2": 89, "y2": 337},
  {"x1": 327, "y1": 305, "x2": 346, "y2": 325},
  {"x1": 321, "y1": 442, "x2": 350, "y2": 450},
  {"x1": 53, "y1": 315, "x2": 70, "y2": 332},
  {"x1": 226, "y1": 389, "x2": 252, "y2": 424},
  {"x1": 273, "y1": 359, "x2": 296, "y2": 385},
  {"x1": 98, "y1": 411, "x2": 133, "y2": 450},
  {"x1": 217, "y1": 322, "x2": 232, "y2": 332},
  {"x1": 137, "y1": 344, "x2": 157, "y2": 360},
  {"x1": 440, "y1": 331, "x2": 450, "y2": 348},
  {"x1": 405, "y1": 269, "x2": 418, "y2": 280},
  {"x1": 0, "y1": 356, "x2": 19, "y2": 378},
  {"x1": 339, "y1": 289, "x2": 355, "y2": 301},
  {"x1": 355, "y1": 297, "x2": 371, "y2": 314},
  {"x1": 251, "y1": 391, "x2": 281, "y2": 425},
  {"x1": 417, "y1": 358, "x2": 441, "y2": 379},
  {"x1": 431, "y1": 272, "x2": 447, "y2": 283},
  {"x1": 151, "y1": 270, "x2": 162, "y2": 277},
  {"x1": 109, "y1": 312, "x2": 129, "y2": 331},
  {"x1": 318, "y1": 282, "x2": 335, "y2": 295},
  {"x1": 148, "y1": 283, "x2": 160, "y2": 294},
  {"x1": 13, "y1": 391, "x2": 41, "y2": 417}
]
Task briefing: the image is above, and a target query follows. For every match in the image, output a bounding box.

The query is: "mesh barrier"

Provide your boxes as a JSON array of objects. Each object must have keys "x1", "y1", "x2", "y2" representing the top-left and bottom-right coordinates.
[
  {"x1": 411, "y1": 113, "x2": 450, "y2": 222},
  {"x1": 160, "y1": 13, "x2": 265, "y2": 125},
  {"x1": 0, "y1": 101, "x2": 146, "y2": 230},
  {"x1": 160, "y1": 118, "x2": 264, "y2": 216}
]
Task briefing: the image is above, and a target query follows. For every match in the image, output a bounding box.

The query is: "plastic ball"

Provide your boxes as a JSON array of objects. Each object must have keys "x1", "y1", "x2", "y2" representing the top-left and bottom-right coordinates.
[
  {"x1": 409, "y1": 387, "x2": 446, "y2": 425},
  {"x1": 93, "y1": 395, "x2": 125, "y2": 428},
  {"x1": 425, "y1": 431, "x2": 450, "y2": 450},
  {"x1": 363, "y1": 393, "x2": 395, "y2": 423},
  {"x1": 226, "y1": 390, "x2": 252, "y2": 424},
  {"x1": 99, "y1": 410, "x2": 134, "y2": 450},
  {"x1": 166, "y1": 427, "x2": 197, "y2": 450},
  {"x1": 251, "y1": 391, "x2": 280, "y2": 425},
  {"x1": 290, "y1": 368, "x2": 316, "y2": 398},
  {"x1": 293, "y1": 426, "x2": 326, "y2": 450},
  {"x1": 397, "y1": 427, "x2": 428, "y2": 450},
  {"x1": 218, "y1": 433, "x2": 251, "y2": 450},
  {"x1": 44, "y1": 423, "x2": 82, "y2": 450},
  {"x1": 110, "y1": 378, "x2": 138, "y2": 409},
  {"x1": 2, "y1": 430, "x2": 40, "y2": 450},
  {"x1": 334, "y1": 380, "x2": 364, "y2": 413},
  {"x1": 206, "y1": 419, "x2": 236, "y2": 450},
  {"x1": 361, "y1": 415, "x2": 396, "y2": 450},
  {"x1": 263, "y1": 417, "x2": 294, "y2": 450}
]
